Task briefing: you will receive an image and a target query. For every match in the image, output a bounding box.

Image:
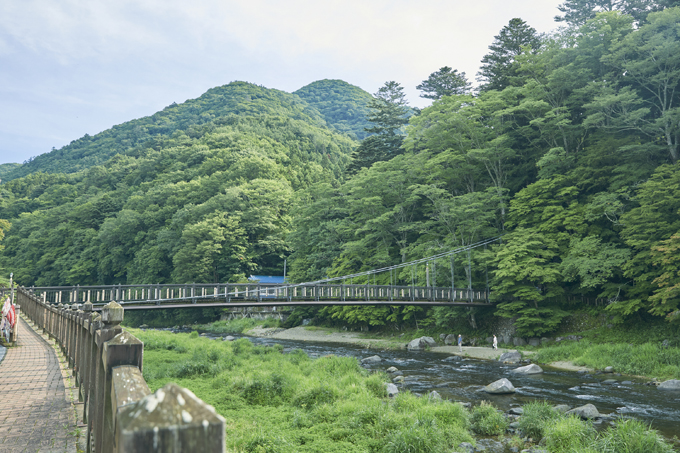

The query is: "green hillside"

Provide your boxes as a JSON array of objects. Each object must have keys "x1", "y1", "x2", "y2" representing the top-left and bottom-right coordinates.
[
  {"x1": 294, "y1": 79, "x2": 373, "y2": 140},
  {"x1": 0, "y1": 163, "x2": 21, "y2": 181},
  {"x1": 4, "y1": 82, "x2": 331, "y2": 181},
  {"x1": 0, "y1": 81, "x2": 356, "y2": 285}
]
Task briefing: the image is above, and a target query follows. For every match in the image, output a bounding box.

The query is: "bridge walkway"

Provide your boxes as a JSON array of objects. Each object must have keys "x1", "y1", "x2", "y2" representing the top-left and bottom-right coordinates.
[{"x1": 0, "y1": 316, "x2": 78, "y2": 453}]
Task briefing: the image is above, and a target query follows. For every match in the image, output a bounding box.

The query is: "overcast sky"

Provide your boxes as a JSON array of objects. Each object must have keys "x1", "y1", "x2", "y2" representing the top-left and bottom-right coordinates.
[{"x1": 0, "y1": 0, "x2": 564, "y2": 165}]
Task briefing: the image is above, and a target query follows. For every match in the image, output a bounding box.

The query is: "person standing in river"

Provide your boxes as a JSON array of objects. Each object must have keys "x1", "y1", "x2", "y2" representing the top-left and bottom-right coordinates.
[
  {"x1": 493, "y1": 335, "x2": 498, "y2": 350},
  {"x1": 458, "y1": 334, "x2": 462, "y2": 352}
]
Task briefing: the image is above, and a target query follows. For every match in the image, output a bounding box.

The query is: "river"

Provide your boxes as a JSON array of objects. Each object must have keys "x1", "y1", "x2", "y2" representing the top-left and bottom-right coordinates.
[{"x1": 193, "y1": 331, "x2": 680, "y2": 442}]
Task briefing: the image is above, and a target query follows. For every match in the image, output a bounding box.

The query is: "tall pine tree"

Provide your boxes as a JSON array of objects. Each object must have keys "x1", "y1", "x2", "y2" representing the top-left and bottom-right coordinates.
[
  {"x1": 477, "y1": 18, "x2": 541, "y2": 92},
  {"x1": 348, "y1": 81, "x2": 410, "y2": 173},
  {"x1": 416, "y1": 67, "x2": 471, "y2": 100}
]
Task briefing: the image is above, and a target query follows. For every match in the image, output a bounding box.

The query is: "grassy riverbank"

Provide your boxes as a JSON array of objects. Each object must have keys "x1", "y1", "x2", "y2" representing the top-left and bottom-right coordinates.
[{"x1": 131, "y1": 328, "x2": 677, "y2": 453}]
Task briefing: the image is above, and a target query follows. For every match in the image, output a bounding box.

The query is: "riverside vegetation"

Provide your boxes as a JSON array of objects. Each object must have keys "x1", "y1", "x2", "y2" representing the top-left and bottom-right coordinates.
[
  {"x1": 4, "y1": 4, "x2": 680, "y2": 341},
  {"x1": 133, "y1": 328, "x2": 676, "y2": 453}
]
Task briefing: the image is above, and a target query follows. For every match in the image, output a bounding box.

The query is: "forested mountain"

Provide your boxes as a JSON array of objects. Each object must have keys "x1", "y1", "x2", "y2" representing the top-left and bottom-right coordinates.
[
  {"x1": 294, "y1": 79, "x2": 373, "y2": 140},
  {"x1": 0, "y1": 163, "x2": 21, "y2": 180},
  {"x1": 4, "y1": 82, "x2": 331, "y2": 181},
  {"x1": 288, "y1": 7, "x2": 680, "y2": 333},
  {"x1": 2, "y1": 4, "x2": 680, "y2": 337},
  {"x1": 0, "y1": 81, "x2": 357, "y2": 285}
]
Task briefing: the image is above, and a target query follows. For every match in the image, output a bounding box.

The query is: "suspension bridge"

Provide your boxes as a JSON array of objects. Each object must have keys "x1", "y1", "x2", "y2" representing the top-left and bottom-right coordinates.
[{"x1": 12, "y1": 237, "x2": 501, "y2": 310}]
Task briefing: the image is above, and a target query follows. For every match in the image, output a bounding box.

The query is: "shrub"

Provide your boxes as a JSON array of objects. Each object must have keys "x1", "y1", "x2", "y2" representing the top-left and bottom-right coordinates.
[
  {"x1": 382, "y1": 422, "x2": 445, "y2": 453},
  {"x1": 365, "y1": 373, "x2": 388, "y2": 398},
  {"x1": 242, "y1": 372, "x2": 293, "y2": 406},
  {"x1": 293, "y1": 384, "x2": 339, "y2": 408},
  {"x1": 596, "y1": 418, "x2": 675, "y2": 453},
  {"x1": 470, "y1": 401, "x2": 508, "y2": 436},
  {"x1": 543, "y1": 415, "x2": 596, "y2": 453},
  {"x1": 518, "y1": 401, "x2": 563, "y2": 440}
]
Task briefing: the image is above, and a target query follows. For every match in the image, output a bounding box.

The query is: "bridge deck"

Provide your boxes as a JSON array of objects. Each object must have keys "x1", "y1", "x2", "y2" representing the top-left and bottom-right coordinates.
[
  {"x1": 93, "y1": 299, "x2": 490, "y2": 310},
  {"x1": 0, "y1": 317, "x2": 78, "y2": 452}
]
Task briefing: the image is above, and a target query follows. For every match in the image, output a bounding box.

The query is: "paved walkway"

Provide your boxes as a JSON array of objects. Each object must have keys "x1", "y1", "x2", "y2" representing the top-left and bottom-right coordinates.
[{"x1": 0, "y1": 317, "x2": 78, "y2": 453}]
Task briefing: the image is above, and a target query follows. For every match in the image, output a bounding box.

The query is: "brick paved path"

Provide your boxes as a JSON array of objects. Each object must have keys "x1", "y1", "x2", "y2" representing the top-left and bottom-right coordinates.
[{"x1": 0, "y1": 317, "x2": 77, "y2": 453}]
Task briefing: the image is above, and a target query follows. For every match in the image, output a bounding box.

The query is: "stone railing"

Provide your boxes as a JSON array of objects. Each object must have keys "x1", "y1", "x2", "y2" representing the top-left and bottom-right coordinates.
[{"x1": 16, "y1": 286, "x2": 225, "y2": 453}]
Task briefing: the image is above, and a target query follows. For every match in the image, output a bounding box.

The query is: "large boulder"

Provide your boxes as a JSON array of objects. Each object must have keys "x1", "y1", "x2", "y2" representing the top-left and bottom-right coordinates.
[
  {"x1": 421, "y1": 336, "x2": 437, "y2": 347},
  {"x1": 566, "y1": 404, "x2": 599, "y2": 419},
  {"x1": 499, "y1": 351, "x2": 522, "y2": 364},
  {"x1": 444, "y1": 334, "x2": 457, "y2": 345},
  {"x1": 510, "y1": 364, "x2": 543, "y2": 375},
  {"x1": 361, "y1": 355, "x2": 382, "y2": 364},
  {"x1": 484, "y1": 378, "x2": 516, "y2": 394},
  {"x1": 528, "y1": 337, "x2": 541, "y2": 347},
  {"x1": 513, "y1": 337, "x2": 527, "y2": 346},
  {"x1": 407, "y1": 336, "x2": 436, "y2": 350},
  {"x1": 385, "y1": 383, "x2": 399, "y2": 398},
  {"x1": 407, "y1": 338, "x2": 423, "y2": 350},
  {"x1": 658, "y1": 379, "x2": 680, "y2": 390}
]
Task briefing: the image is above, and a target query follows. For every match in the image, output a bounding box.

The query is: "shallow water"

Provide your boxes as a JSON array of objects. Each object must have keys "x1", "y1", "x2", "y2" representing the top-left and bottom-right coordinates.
[{"x1": 200, "y1": 331, "x2": 680, "y2": 441}]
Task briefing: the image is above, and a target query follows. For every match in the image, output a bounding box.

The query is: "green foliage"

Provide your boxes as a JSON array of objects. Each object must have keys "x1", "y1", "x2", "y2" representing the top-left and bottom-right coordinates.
[
  {"x1": 596, "y1": 418, "x2": 675, "y2": 453},
  {"x1": 470, "y1": 401, "x2": 508, "y2": 436},
  {"x1": 477, "y1": 18, "x2": 541, "y2": 91},
  {"x1": 348, "y1": 81, "x2": 410, "y2": 173},
  {"x1": 543, "y1": 415, "x2": 596, "y2": 452},
  {"x1": 535, "y1": 339, "x2": 680, "y2": 378},
  {"x1": 518, "y1": 401, "x2": 563, "y2": 440},
  {"x1": 416, "y1": 67, "x2": 471, "y2": 100},
  {"x1": 294, "y1": 79, "x2": 374, "y2": 140},
  {"x1": 0, "y1": 82, "x2": 356, "y2": 286},
  {"x1": 135, "y1": 328, "x2": 473, "y2": 453}
]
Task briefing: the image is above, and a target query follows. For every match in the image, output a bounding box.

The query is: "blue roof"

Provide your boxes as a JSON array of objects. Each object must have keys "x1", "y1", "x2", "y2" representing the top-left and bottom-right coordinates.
[{"x1": 248, "y1": 275, "x2": 285, "y2": 284}]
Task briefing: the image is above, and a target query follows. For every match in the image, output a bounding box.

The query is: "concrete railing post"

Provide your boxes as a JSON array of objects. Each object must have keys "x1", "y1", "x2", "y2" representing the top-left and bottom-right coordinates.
[
  {"x1": 100, "y1": 330, "x2": 144, "y2": 453},
  {"x1": 116, "y1": 383, "x2": 226, "y2": 452},
  {"x1": 93, "y1": 302, "x2": 124, "y2": 453}
]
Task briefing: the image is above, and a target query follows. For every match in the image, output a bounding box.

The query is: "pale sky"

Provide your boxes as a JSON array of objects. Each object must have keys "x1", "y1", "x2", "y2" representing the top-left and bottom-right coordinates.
[{"x1": 0, "y1": 0, "x2": 564, "y2": 165}]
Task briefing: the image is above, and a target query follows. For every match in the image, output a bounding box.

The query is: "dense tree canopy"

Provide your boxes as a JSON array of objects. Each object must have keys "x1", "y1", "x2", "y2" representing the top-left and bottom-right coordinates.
[
  {"x1": 416, "y1": 67, "x2": 471, "y2": 100},
  {"x1": 4, "y1": 7, "x2": 680, "y2": 336}
]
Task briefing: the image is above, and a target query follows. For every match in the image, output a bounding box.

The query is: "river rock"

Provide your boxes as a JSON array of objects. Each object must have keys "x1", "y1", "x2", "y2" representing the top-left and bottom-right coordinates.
[
  {"x1": 604, "y1": 366, "x2": 614, "y2": 373},
  {"x1": 407, "y1": 338, "x2": 423, "y2": 350},
  {"x1": 139, "y1": 324, "x2": 148, "y2": 329},
  {"x1": 510, "y1": 364, "x2": 543, "y2": 374},
  {"x1": 508, "y1": 407, "x2": 523, "y2": 415},
  {"x1": 392, "y1": 375, "x2": 405, "y2": 383},
  {"x1": 553, "y1": 404, "x2": 571, "y2": 413},
  {"x1": 361, "y1": 355, "x2": 382, "y2": 364},
  {"x1": 445, "y1": 334, "x2": 457, "y2": 345},
  {"x1": 622, "y1": 380, "x2": 633, "y2": 385},
  {"x1": 428, "y1": 390, "x2": 442, "y2": 402},
  {"x1": 658, "y1": 379, "x2": 680, "y2": 390},
  {"x1": 566, "y1": 403, "x2": 599, "y2": 419},
  {"x1": 602, "y1": 379, "x2": 617, "y2": 385},
  {"x1": 443, "y1": 355, "x2": 463, "y2": 362},
  {"x1": 457, "y1": 442, "x2": 475, "y2": 453},
  {"x1": 528, "y1": 337, "x2": 541, "y2": 347},
  {"x1": 386, "y1": 366, "x2": 399, "y2": 373},
  {"x1": 476, "y1": 438, "x2": 505, "y2": 453},
  {"x1": 421, "y1": 336, "x2": 437, "y2": 347},
  {"x1": 499, "y1": 351, "x2": 522, "y2": 364},
  {"x1": 484, "y1": 378, "x2": 516, "y2": 394},
  {"x1": 385, "y1": 383, "x2": 399, "y2": 398}
]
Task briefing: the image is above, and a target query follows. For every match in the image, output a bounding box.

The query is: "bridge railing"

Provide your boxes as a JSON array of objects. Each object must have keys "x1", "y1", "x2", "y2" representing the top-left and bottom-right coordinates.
[
  {"x1": 16, "y1": 286, "x2": 225, "y2": 453},
  {"x1": 25, "y1": 283, "x2": 489, "y2": 306}
]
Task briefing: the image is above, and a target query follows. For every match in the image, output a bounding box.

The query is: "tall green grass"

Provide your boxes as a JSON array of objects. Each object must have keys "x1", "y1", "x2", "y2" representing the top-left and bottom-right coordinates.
[
  {"x1": 198, "y1": 317, "x2": 280, "y2": 334},
  {"x1": 132, "y1": 329, "x2": 676, "y2": 452},
  {"x1": 133, "y1": 328, "x2": 473, "y2": 453},
  {"x1": 535, "y1": 340, "x2": 680, "y2": 378}
]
